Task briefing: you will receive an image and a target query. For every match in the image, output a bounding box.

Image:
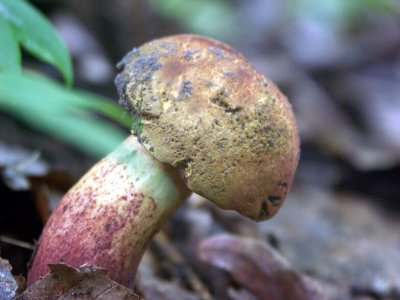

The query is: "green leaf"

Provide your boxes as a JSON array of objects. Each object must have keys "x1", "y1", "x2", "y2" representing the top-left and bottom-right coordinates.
[
  {"x1": 0, "y1": 15, "x2": 20, "y2": 74},
  {"x1": 0, "y1": 72, "x2": 128, "y2": 157},
  {"x1": 0, "y1": 0, "x2": 73, "y2": 86}
]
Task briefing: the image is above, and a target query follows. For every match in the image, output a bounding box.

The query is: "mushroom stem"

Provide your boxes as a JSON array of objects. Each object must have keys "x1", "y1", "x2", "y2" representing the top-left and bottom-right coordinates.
[
  {"x1": 28, "y1": 34, "x2": 300, "y2": 290},
  {"x1": 27, "y1": 135, "x2": 190, "y2": 288}
]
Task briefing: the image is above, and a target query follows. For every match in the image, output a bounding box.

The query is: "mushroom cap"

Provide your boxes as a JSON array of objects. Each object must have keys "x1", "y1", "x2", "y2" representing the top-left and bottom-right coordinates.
[{"x1": 115, "y1": 34, "x2": 299, "y2": 221}]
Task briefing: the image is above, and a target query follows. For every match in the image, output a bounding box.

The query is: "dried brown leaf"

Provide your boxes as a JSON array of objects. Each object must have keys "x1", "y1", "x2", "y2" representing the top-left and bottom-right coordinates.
[
  {"x1": 17, "y1": 263, "x2": 140, "y2": 300},
  {"x1": 199, "y1": 234, "x2": 326, "y2": 300}
]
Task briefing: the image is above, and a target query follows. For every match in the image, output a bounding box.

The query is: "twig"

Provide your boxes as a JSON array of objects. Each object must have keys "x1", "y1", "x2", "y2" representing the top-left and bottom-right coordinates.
[
  {"x1": 154, "y1": 231, "x2": 212, "y2": 300},
  {"x1": 0, "y1": 235, "x2": 35, "y2": 250}
]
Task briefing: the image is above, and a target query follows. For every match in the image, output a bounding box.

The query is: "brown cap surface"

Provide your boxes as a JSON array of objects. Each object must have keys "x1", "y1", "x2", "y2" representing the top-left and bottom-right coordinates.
[{"x1": 115, "y1": 34, "x2": 299, "y2": 220}]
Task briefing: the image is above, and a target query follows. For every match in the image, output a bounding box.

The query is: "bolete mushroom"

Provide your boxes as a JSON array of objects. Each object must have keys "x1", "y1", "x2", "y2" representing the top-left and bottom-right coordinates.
[{"x1": 28, "y1": 34, "x2": 299, "y2": 288}]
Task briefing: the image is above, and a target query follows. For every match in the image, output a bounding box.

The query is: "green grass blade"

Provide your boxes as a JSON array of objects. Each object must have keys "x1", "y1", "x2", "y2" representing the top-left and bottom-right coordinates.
[
  {"x1": 0, "y1": 0, "x2": 73, "y2": 86},
  {"x1": 21, "y1": 71, "x2": 132, "y2": 128},
  {"x1": 0, "y1": 72, "x2": 128, "y2": 157},
  {"x1": 0, "y1": 15, "x2": 21, "y2": 74},
  {"x1": 73, "y1": 91, "x2": 132, "y2": 128}
]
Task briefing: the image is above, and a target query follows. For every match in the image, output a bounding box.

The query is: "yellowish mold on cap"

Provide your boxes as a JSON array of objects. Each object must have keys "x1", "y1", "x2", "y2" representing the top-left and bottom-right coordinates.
[{"x1": 115, "y1": 34, "x2": 299, "y2": 220}]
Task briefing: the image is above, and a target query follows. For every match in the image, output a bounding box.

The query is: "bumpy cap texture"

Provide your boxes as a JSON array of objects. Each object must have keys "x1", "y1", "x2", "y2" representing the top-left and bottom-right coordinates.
[{"x1": 115, "y1": 34, "x2": 299, "y2": 220}]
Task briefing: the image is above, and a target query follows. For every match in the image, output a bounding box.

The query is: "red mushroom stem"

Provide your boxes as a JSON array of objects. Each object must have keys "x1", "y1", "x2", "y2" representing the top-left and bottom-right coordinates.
[{"x1": 28, "y1": 136, "x2": 190, "y2": 288}]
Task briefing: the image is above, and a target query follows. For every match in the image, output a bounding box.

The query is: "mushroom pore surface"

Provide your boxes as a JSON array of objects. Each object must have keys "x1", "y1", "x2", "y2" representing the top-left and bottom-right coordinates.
[{"x1": 115, "y1": 34, "x2": 299, "y2": 221}]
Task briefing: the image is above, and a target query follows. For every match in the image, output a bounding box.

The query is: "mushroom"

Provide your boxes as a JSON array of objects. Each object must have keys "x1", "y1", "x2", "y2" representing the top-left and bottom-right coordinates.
[{"x1": 27, "y1": 34, "x2": 299, "y2": 288}]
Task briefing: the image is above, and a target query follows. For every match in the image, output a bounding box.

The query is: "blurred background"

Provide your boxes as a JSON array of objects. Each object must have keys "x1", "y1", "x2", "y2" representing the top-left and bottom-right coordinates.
[{"x1": 0, "y1": 0, "x2": 399, "y2": 299}]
